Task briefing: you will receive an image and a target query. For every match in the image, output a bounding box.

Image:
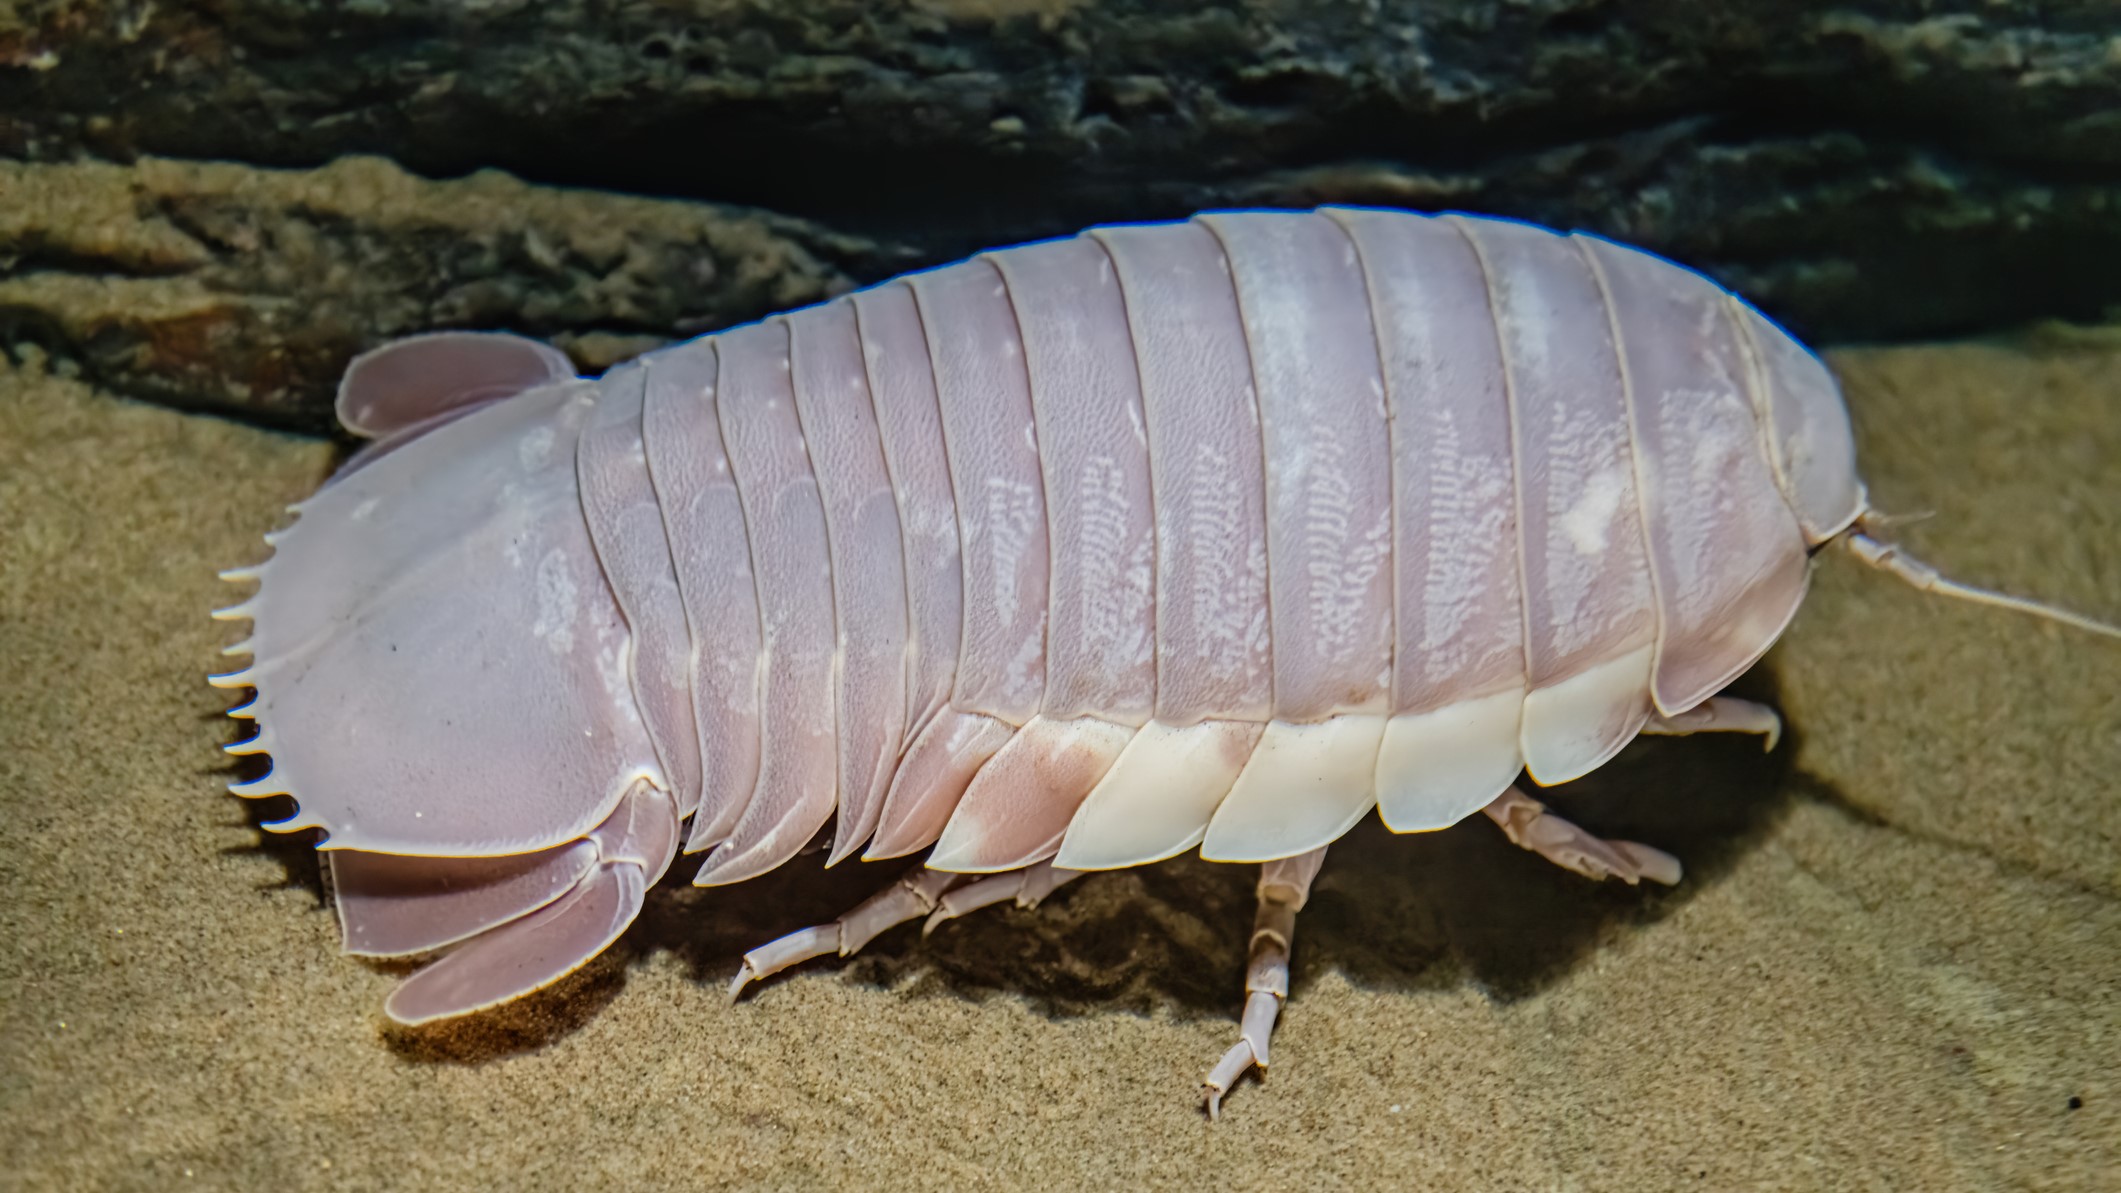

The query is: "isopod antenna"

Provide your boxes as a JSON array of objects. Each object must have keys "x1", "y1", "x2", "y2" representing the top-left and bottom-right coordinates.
[{"x1": 1841, "y1": 516, "x2": 2121, "y2": 641}]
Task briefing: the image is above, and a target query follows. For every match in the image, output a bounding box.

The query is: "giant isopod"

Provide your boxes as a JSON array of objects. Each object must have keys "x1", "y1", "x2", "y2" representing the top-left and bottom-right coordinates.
[{"x1": 210, "y1": 208, "x2": 2118, "y2": 1115}]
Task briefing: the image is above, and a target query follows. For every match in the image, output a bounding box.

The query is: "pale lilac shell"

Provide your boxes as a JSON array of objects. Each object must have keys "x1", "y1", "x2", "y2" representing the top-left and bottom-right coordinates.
[{"x1": 213, "y1": 207, "x2": 1866, "y2": 1023}]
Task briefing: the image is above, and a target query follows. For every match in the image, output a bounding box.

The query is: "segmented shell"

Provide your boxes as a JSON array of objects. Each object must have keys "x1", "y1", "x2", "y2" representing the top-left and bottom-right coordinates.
[{"x1": 216, "y1": 207, "x2": 1866, "y2": 1013}]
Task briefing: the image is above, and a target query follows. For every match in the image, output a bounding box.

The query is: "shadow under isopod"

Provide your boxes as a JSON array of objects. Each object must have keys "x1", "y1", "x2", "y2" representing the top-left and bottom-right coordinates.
[
  {"x1": 677, "y1": 664, "x2": 1797, "y2": 1042},
  {"x1": 1313, "y1": 664, "x2": 1801, "y2": 1005}
]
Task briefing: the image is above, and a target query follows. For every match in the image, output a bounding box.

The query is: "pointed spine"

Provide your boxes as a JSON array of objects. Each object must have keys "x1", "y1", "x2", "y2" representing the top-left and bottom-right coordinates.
[{"x1": 207, "y1": 667, "x2": 257, "y2": 689}]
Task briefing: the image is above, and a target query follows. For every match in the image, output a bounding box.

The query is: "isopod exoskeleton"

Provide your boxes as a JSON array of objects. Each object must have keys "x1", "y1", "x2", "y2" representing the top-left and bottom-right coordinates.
[{"x1": 209, "y1": 207, "x2": 2118, "y2": 1115}]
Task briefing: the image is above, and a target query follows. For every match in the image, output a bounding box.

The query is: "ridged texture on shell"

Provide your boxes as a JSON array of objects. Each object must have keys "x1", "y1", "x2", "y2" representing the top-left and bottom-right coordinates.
[{"x1": 221, "y1": 208, "x2": 1831, "y2": 885}]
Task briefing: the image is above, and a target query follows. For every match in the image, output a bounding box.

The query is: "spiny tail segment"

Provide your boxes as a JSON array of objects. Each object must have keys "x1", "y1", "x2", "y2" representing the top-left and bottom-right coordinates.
[
  {"x1": 377, "y1": 780, "x2": 681, "y2": 1026},
  {"x1": 211, "y1": 544, "x2": 328, "y2": 834},
  {"x1": 1842, "y1": 519, "x2": 2121, "y2": 641}
]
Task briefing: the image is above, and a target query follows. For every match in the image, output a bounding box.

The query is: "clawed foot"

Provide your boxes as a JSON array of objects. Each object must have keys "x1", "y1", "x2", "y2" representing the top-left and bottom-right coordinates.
[
  {"x1": 1203, "y1": 991, "x2": 1280, "y2": 1119},
  {"x1": 1200, "y1": 849, "x2": 1326, "y2": 1119},
  {"x1": 1482, "y1": 787, "x2": 1681, "y2": 886},
  {"x1": 1641, "y1": 696, "x2": 1781, "y2": 752}
]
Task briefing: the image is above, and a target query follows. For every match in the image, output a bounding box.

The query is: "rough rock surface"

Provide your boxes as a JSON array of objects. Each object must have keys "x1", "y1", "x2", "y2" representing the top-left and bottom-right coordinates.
[
  {"x1": 5, "y1": 0, "x2": 2121, "y2": 353},
  {"x1": 0, "y1": 155, "x2": 903, "y2": 429}
]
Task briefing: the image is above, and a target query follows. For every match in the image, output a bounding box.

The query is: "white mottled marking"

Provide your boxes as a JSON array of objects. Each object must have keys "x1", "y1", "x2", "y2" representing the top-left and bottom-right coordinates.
[{"x1": 531, "y1": 547, "x2": 579, "y2": 653}]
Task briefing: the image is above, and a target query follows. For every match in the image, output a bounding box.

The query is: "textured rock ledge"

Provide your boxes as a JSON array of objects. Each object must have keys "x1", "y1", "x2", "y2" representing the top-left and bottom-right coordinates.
[
  {"x1": 0, "y1": 156, "x2": 904, "y2": 429},
  {"x1": 5, "y1": 0, "x2": 2121, "y2": 355}
]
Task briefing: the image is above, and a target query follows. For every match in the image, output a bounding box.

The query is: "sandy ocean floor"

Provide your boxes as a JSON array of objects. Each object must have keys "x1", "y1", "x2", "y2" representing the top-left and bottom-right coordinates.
[{"x1": 1, "y1": 329, "x2": 2116, "y2": 1191}]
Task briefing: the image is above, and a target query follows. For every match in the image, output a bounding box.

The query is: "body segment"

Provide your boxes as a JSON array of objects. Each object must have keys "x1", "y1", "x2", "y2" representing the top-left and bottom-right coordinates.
[{"x1": 693, "y1": 322, "x2": 840, "y2": 885}]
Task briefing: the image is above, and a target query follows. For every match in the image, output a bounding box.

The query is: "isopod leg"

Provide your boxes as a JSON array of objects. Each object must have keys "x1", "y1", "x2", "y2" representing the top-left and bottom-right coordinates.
[
  {"x1": 1640, "y1": 696, "x2": 1782, "y2": 752},
  {"x1": 726, "y1": 868, "x2": 961, "y2": 1000},
  {"x1": 1481, "y1": 787, "x2": 1682, "y2": 886},
  {"x1": 921, "y1": 859, "x2": 1083, "y2": 936},
  {"x1": 1201, "y1": 848, "x2": 1327, "y2": 1121}
]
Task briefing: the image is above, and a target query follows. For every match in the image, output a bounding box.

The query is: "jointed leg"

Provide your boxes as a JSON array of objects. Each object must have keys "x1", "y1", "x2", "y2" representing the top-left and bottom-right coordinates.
[
  {"x1": 1483, "y1": 787, "x2": 1682, "y2": 887},
  {"x1": 1202, "y1": 848, "x2": 1327, "y2": 1120},
  {"x1": 922, "y1": 859, "x2": 1083, "y2": 935},
  {"x1": 729, "y1": 858, "x2": 1088, "y2": 998},
  {"x1": 1640, "y1": 696, "x2": 1781, "y2": 752},
  {"x1": 727, "y1": 868, "x2": 961, "y2": 1000}
]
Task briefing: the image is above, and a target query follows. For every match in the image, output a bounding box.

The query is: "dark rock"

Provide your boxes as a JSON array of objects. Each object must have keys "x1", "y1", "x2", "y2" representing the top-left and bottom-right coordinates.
[
  {"x1": 3, "y1": 1, "x2": 2121, "y2": 422},
  {"x1": 0, "y1": 156, "x2": 907, "y2": 429}
]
